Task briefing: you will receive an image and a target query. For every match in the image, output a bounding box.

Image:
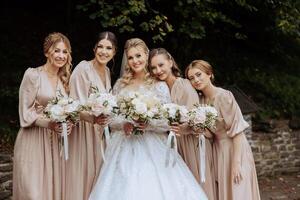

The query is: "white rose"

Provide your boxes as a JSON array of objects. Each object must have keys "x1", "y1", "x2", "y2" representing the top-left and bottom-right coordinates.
[
  {"x1": 57, "y1": 98, "x2": 69, "y2": 106},
  {"x1": 91, "y1": 104, "x2": 104, "y2": 116},
  {"x1": 65, "y1": 101, "x2": 80, "y2": 113},
  {"x1": 50, "y1": 105, "x2": 66, "y2": 121},
  {"x1": 135, "y1": 102, "x2": 147, "y2": 114},
  {"x1": 205, "y1": 106, "x2": 218, "y2": 117},
  {"x1": 194, "y1": 111, "x2": 206, "y2": 124}
]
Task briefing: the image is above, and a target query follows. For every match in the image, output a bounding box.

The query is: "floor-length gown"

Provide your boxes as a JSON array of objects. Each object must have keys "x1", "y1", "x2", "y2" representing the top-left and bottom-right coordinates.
[
  {"x1": 66, "y1": 60, "x2": 111, "y2": 200},
  {"x1": 171, "y1": 78, "x2": 217, "y2": 200},
  {"x1": 13, "y1": 67, "x2": 66, "y2": 200},
  {"x1": 89, "y1": 80, "x2": 208, "y2": 200},
  {"x1": 210, "y1": 87, "x2": 260, "y2": 200}
]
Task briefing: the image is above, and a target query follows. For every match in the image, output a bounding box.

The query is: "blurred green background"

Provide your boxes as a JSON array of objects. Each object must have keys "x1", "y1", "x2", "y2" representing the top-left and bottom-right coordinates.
[{"x1": 1, "y1": 0, "x2": 299, "y2": 145}]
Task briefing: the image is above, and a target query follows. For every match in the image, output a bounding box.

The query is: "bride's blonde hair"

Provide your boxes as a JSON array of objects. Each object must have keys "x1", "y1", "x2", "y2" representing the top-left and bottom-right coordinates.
[{"x1": 120, "y1": 38, "x2": 155, "y2": 87}]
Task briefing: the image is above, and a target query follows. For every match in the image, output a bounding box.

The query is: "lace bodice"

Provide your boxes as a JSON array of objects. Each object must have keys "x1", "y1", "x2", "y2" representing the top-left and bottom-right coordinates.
[
  {"x1": 110, "y1": 80, "x2": 171, "y2": 133},
  {"x1": 113, "y1": 80, "x2": 171, "y2": 104}
]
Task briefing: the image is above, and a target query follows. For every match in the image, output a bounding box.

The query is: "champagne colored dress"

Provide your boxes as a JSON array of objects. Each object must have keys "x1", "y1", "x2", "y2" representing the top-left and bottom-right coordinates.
[
  {"x1": 210, "y1": 87, "x2": 260, "y2": 200},
  {"x1": 13, "y1": 67, "x2": 66, "y2": 200},
  {"x1": 65, "y1": 60, "x2": 111, "y2": 200},
  {"x1": 171, "y1": 78, "x2": 217, "y2": 200}
]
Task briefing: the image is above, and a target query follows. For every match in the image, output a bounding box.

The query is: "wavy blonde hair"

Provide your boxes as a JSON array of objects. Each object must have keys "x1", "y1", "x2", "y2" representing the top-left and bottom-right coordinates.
[
  {"x1": 185, "y1": 60, "x2": 215, "y2": 82},
  {"x1": 43, "y1": 32, "x2": 72, "y2": 93},
  {"x1": 120, "y1": 38, "x2": 155, "y2": 87}
]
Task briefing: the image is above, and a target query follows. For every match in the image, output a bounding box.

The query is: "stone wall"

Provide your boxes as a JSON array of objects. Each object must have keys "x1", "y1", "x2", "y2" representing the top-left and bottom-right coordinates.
[
  {"x1": 0, "y1": 154, "x2": 12, "y2": 200},
  {"x1": 246, "y1": 119, "x2": 300, "y2": 176}
]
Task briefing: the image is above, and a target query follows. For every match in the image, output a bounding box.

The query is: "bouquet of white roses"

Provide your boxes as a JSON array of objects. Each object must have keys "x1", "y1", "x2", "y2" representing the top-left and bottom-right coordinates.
[
  {"x1": 162, "y1": 103, "x2": 189, "y2": 125},
  {"x1": 44, "y1": 91, "x2": 80, "y2": 160},
  {"x1": 44, "y1": 92, "x2": 80, "y2": 124},
  {"x1": 161, "y1": 103, "x2": 188, "y2": 167},
  {"x1": 83, "y1": 91, "x2": 118, "y2": 117},
  {"x1": 187, "y1": 104, "x2": 218, "y2": 131},
  {"x1": 82, "y1": 87, "x2": 118, "y2": 161},
  {"x1": 187, "y1": 104, "x2": 218, "y2": 182},
  {"x1": 117, "y1": 91, "x2": 162, "y2": 135}
]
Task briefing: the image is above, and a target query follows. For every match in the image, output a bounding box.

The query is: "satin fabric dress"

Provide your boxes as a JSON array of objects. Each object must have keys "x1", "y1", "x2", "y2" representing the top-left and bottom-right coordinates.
[
  {"x1": 65, "y1": 60, "x2": 111, "y2": 200},
  {"x1": 209, "y1": 87, "x2": 260, "y2": 200},
  {"x1": 171, "y1": 77, "x2": 217, "y2": 200},
  {"x1": 13, "y1": 67, "x2": 67, "y2": 200}
]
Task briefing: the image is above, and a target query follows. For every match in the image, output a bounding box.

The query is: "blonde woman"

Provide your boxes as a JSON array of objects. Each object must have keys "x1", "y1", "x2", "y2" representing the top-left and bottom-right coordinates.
[
  {"x1": 186, "y1": 60, "x2": 261, "y2": 200},
  {"x1": 13, "y1": 32, "x2": 73, "y2": 200},
  {"x1": 149, "y1": 48, "x2": 216, "y2": 200},
  {"x1": 89, "y1": 39, "x2": 208, "y2": 200}
]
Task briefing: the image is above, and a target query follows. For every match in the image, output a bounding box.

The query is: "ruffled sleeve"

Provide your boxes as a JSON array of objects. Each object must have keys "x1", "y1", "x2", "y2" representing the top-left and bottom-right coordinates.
[
  {"x1": 19, "y1": 68, "x2": 41, "y2": 127},
  {"x1": 171, "y1": 78, "x2": 199, "y2": 109},
  {"x1": 216, "y1": 89, "x2": 249, "y2": 137},
  {"x1": 69, "y1": 61, "x2": 91, "y2": 104}
]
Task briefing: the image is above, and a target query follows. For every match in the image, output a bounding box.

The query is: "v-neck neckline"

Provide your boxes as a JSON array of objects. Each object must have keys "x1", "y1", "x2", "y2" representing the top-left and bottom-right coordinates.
[
  {"x1": 42, "y1": 70, "x2": 61, "y2": 97},
  {"x1": 90, "y1": 61, "x2": 108, "y2": 92}
]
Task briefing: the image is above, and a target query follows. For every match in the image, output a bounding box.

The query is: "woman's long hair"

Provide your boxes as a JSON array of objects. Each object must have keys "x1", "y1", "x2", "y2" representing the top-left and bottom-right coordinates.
[
  {"x1": 119, "y1": 38, "x2": 155, "y2": 87},
  {"x1": 43, "y1": 32, "x2": 72, "y2": 93},
  {"x1": 148, "y1": 48, "x2": 181, "y2": 78}
]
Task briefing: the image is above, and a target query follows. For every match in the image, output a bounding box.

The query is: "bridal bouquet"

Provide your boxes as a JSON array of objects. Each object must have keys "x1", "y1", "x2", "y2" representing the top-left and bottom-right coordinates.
[
  {"x1": 161, "y1": 103, "x2": 188, "y2": 167},
  {"x1": 44, "y1": 91, "x2": 81, "y2": 160},
  {"x1": 117, "y1": 91, "x2": 162, "y2": 135},
  {"x1": 187, "y1": 104, "x2": 218, "y2": 182}
]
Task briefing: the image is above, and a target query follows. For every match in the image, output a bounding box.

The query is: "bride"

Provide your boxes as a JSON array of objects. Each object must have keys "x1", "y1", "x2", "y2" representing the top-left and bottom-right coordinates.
[{"x1": 89, "y1": 38, "x2": 208, "y2": 200}]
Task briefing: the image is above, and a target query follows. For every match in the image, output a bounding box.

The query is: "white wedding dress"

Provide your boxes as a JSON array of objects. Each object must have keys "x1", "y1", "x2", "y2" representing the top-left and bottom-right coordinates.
[{"x1": 89, "y1": 81, "x2": 208, "y2": 200}]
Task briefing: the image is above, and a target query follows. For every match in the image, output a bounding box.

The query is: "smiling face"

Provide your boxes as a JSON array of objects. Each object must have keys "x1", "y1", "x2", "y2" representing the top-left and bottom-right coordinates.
[
  {"x1": 150, "y1": 54, "x2": 173, "y2": 81},
  {"x1": 126, "y1": 46, "x2": 148, "y2": 74},
  {"x1": 94, "y1": 39, "x2": 115, "y2": 65},
  {"x1": 45, "y1": 41, "x2": 69, "y2": 69},
  {"x1": 187, "y1": 67, "x2": 212, "y2": 91}
]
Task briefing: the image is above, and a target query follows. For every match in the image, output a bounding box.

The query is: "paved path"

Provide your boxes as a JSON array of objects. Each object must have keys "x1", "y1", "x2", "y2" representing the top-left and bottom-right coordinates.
[{"x1": 259, "y1": 173, "x2": 300, "y2": 200}]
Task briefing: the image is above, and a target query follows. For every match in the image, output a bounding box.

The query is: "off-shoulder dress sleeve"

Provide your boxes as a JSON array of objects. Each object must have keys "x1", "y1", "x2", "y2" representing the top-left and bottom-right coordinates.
[{"x1": 216, "y1": 90, "x2": 249, "y2": 137}]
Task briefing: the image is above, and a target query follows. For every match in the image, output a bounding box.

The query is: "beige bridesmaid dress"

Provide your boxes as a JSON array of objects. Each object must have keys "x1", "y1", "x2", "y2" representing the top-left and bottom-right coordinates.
[
  {"x1": 171, "y1": 77, "x2": 217, "y2": 200},
  {"x1": 211, "y1": 87, "x2": 260, "y2": 200},
  {"x1": 65, "y1": 60, "x2": 111, "y2": 200},
  {"x1": 13, "y1": 67, "x2": 66, "y2": 200}
]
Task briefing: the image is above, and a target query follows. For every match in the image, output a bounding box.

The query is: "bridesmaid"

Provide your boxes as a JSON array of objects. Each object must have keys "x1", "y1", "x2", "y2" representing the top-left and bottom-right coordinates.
[
  {"x1": 185, "y1": 60, "x2": 261, "y2": 200},
  {"x1": 148, "y1": 48, "x2": 216, "y2": 200},
  {"x1": 66, "y1": 31, "x2": 117, "y2": 200},
  {"x1": 13, "y1": 32, "x2": 73, "y2": 200}
]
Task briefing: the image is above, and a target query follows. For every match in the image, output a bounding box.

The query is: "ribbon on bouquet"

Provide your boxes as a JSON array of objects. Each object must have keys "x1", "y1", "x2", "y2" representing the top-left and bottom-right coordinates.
[
  {"x1": 165, "y1": 130, "x2": 178, "y2": 167},
  {"x1": 96, "y1": 124, "x2": 111, "y2": 162},
  {"x1": 104, "y1": 126, "x2": 111, "y2": 142},
  {"x1": 61, "y1": 122, "x2": 69, "y2": 160},
  {"x1": 199, "y1": 134, "x2": 206, "y2": 182}
]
